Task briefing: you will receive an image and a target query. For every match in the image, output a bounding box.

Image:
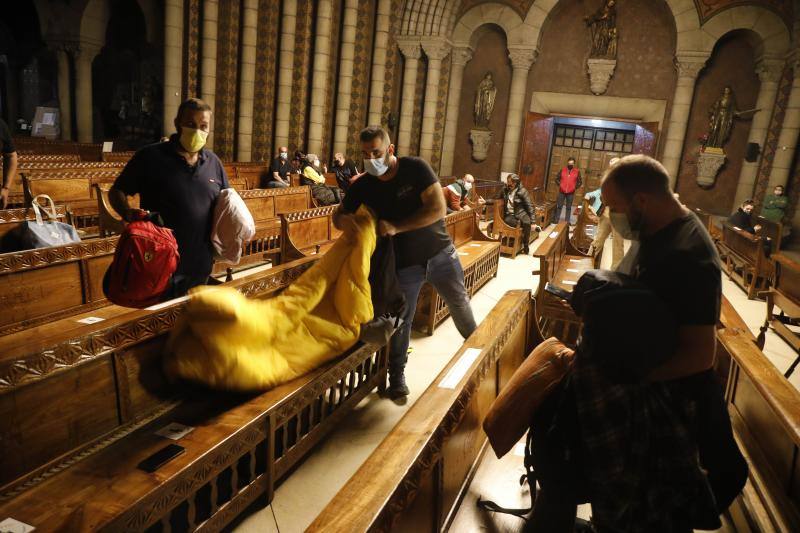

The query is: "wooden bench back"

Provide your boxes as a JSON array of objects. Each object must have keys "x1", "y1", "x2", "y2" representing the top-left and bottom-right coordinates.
[
  {"x1": 0, "y1": 258, "x2": 317, "y2": 495},
  {"x1": 774, "y1": 253, "x2": 800, "y2": 307},
  {"x1": 722, "y1": 223, "x2": 765, "y2": 268},
  {"x1": 308, "y1": 290, "x2": 541, "y2": 531},
  {"x1": 239, "y1": 186, "x2": 312, "y2": 224},
  {"x1": 446, "y1": 208, "x2": 480, "y2": 248},
  {"x1": 533, "y1": 222, "x2": 570, "y2": 288},
  {"x1": 0, "y1": 236, "x2": 118, "y2": 335},
  {"x1": 234, "y1": 164, "x2": 269, "y2": 189},
  {"x1": 0, "y1": 205, "x2": 68, "y2": 239},
  {"x1": 13, "y1": 138, "x2": 104, "y2": 161},
  {"x1": 757, "y1": 215, "x2": 783, "y2": 251},
  {"x1": 280, "y1": 205, "x2": 341, "y2": 262},
  {"x1": 101, "y1": 151, "x2": 135, "y2": 162},
  {"x1": 22, "y1": 168, "x2": 122, "y2": 205},
  {"x1": 571, "y1": 198, "x2": 597, "y2": 253},
  {"x1": 717, "y1": 298, "x2": 800, "y2": 531}
]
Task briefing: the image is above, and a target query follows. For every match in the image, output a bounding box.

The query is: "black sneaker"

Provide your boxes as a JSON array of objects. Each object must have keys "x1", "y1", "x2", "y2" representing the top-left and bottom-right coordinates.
[{"x1": 388, "y1": 372, "x2": 410, "y2": 399}]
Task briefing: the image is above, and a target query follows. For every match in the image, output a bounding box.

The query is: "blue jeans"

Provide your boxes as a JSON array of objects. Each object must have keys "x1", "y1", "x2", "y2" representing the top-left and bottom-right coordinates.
[{"x1": 389, "y1": 244, "x2": 477, "y2": 374}]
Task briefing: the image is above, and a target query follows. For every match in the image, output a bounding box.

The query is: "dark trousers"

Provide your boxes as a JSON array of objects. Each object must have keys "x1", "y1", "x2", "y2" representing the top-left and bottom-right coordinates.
[
  {"x1": 389, "y1": 244, "x2": 477, "y2": 374},
  {"x1": 265, "y1": 179, "x2": 289, "y2": 188},
  {"x1": 504, "y1": 213, "x2": 532, "y2": 249},
  {"x1": 553, "y1": 192, "x2": 574, "y2": 224}
]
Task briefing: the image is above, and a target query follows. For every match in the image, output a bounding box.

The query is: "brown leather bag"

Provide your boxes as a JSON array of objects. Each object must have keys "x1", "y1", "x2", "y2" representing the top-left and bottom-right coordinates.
[{"x1": 483, "y1": 337, "x2": 574, "y2": 458}]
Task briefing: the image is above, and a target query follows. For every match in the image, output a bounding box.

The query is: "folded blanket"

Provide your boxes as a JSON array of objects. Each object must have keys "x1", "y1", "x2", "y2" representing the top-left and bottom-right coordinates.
[{"x1": 163, "y1": 206, "x2": 376, "y2": 391}]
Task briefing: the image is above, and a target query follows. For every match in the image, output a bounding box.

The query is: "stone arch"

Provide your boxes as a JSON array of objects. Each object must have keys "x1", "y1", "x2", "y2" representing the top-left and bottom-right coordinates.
[
  {"x1": 451, "y1": 3, "x2": 532, "y2": 48},
  {"x1": 79, "y1": 0, "x2": 111, "y2": 49},
  {"x1": 698, "y1": 5, "x2": 791, "y2": 59}
]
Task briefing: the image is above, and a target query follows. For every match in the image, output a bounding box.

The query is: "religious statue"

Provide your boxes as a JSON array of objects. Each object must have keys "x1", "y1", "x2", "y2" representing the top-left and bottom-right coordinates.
[
  {"x1": 473, "y1": 73, "x2": 497, "y2": 129},
  {"x1": 705, "y1": 86, "x2": 755, "y2": 149},
  {"x1": 585, "y1": 0, "x2": 617, "y2": 59}
]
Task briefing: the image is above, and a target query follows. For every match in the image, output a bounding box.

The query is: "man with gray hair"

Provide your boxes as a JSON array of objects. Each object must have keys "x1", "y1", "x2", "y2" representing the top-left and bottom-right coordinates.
[{"x1": 334, "y1": 126, "x2": 477, "y2": 400}]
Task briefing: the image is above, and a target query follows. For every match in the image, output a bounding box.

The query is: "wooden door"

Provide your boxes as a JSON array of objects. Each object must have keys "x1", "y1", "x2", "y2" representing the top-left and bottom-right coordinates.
[{"x1": 517, "y1": 112, "x2": 554, "y2": 201}]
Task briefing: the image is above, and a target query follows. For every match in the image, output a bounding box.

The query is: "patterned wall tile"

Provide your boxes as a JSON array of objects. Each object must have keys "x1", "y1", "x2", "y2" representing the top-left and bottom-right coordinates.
[
  {"x1": 213, "y1": 0, "x2": 241, "y2": 161},
  {"x1": 252, "y1": 0, "x2": 280, "y2": 161},
  {"x1": 380, "y1": 0, "x2": 403, "y2": 139},
  {"x1": 753, "y1": 64, "x2": 792, "y2": 211},
  {"x1": 429, "y1": 51, "x2": 451, "y2": 174},
  {"x1": 288, "y1": 0, "x2": 314, "y2": 153},
  {"x1": 320, "y1": 0, "x2": 343, "y2": 164},
  {"x1": 408, "y1": 56, "x2": 427, "y2": 156},
  {"x1": 458, "y1": 0, "x2": 535, "y2": 20},
  {"x1": 693, "y1": 0, "x2": 792, "y2": 25},
  {"x1": 345, "y1": 0, "x2": 376, "y2": 160},
  {"x1": 182, "y1": 0, "x2": 201, "y2": 100}
]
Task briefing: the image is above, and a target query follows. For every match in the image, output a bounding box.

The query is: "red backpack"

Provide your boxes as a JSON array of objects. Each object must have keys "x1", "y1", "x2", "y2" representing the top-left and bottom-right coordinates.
[{"x1": 104, "y1": 213, "x2": 180, "y2": 308}]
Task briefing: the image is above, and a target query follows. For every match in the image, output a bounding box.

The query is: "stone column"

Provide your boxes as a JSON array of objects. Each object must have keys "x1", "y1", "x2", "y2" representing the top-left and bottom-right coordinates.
[
  {"x1": 397, "y1": 41, "x2": 422, "y2": 156},
  {"x1": 55, "y1": 46, "x2": 73, "y2": 141},
  {"x1": 333, "y1": 0, "x2": 358, "y2": 154},
  {"x1": 75, "y1": 43, "x2": 101, "y2": 143},
  {"x1": 661, "y1": 53, "x2": 708, "y2": 188},
  {"x1": 500, "y1": 47, "x2": 537, "y2": 174},
  {"x1": 367, "y1": 0, "x2": 391, "y2": 125},
  {"x1": 201, "y1": 0, "x2": 219, "y2": 150},
  {"x1": 771, "y1": 59, "x2": 800, "y2": 189},
  {"x1": 307, "y1": 0, "x2": 333, "y2": 156},
  {"x1": 275, "y1": 0, "x2": 297, "y2": 150},
  {"x1": 419, "y1": 39, "x2": 450, "y2": 162},
  {"x1": 163, "y1": 0, "x2": 184, "y2": 136},
  {"x1": 440, "y1": 46, "x2": 473, "y2": 176},
  {"x1": 236, "y1": 0, "x2": 258, "y2": 161},
  {"x1": 733, "y1": 58, "x2": 784, "y2": 208}
]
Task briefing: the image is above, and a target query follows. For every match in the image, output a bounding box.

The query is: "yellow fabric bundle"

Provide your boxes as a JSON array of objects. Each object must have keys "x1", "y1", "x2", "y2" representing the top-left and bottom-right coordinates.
[{"x1": 163, "y1": 206, "x2": 376, "y2": 391}]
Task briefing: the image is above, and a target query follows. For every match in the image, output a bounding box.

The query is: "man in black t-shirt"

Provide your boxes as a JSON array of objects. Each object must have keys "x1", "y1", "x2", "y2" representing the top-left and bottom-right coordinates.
[
  {"x1": 331, "y1": 152, "x2": 361, "y2": 192},
  {"x1": 267, "y1": 146, "x2": 291, "y2": 188},
  {"x1": 335, "y1": 126, "x2": 477, "y2": 400},
  {"x1": 0, "y1": 118, "x2": 18, "y2": 209},
  {"x1": 110, "y1": 98, "x2": 229, "y2": 298}
]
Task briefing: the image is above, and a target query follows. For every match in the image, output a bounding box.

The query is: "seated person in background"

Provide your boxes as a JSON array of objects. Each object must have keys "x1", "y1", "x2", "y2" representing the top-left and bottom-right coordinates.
[
  {"x1": 266, "y1": 146, "x2": 291, "y2": 188},
  {"x1": 495, "y1": 173, "x2": 537, "y2": 254},
  {"x1": 728, "y1": 199, "x2": 760, "y2": 234},
  {"x1": 332, "y1": 152, "x2": 361, "y2": 191},
  {"x1": 442, "y1": 174, "x2": 485, "y2": 213},
  {"x1": 110, "y1": 97, "x2": 229, "y2": 297},
  {"x1": 761, "y1": 185, "x2": 788, "y2": 224},
  {"x1": 301, "y1": 153, "x2": 341, "y2": 205}
]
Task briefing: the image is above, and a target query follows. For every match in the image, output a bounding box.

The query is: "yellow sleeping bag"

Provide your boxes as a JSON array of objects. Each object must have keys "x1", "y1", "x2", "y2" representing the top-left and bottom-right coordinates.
[{"x1": 163, "y1": 206, "x2": 376, "y2": 391}]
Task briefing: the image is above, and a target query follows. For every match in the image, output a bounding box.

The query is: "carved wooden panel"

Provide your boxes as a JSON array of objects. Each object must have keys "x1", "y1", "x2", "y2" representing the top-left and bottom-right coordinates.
[
  {"x1": 244, "y1": 195, "x2": 277, "y2": 223},
  {"x1": 0, "y1": 263, "x2": 84, "y2": 326},
  {"x1": 518, "y1": 112, "x2": 554, "y2": 193},
  {"x1": 114, "y1": 337, "x2": 180, "y2": 425}
]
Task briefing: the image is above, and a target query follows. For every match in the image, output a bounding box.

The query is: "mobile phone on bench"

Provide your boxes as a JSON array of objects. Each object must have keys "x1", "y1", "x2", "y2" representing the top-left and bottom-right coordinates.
[
  {"x1": 544, "y1": 282, "x2": 573, "y2": 304},
  {"x1": 137, "y1": 444, "x2": 185, "y2": 473}
]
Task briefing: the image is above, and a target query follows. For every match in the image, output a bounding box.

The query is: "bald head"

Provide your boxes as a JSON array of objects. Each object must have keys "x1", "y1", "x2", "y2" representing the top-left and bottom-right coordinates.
[
  {"x1": 601, "y1": 154, "x2": 671, "y2": 201},
  {"x1": 463, "y1": 174, "x2": 475, "y2": 184}
]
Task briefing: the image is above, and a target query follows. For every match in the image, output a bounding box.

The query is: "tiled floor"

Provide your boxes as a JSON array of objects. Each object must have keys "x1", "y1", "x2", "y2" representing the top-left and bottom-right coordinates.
[{"x1": 229, "y1": 230, "x2": 797, "y2": 532}]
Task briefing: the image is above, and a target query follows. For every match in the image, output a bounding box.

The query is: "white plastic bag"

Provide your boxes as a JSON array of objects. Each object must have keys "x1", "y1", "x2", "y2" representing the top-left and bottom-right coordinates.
[{"x1": 211, "y1": 188, "x2": 256, "y2": 264}]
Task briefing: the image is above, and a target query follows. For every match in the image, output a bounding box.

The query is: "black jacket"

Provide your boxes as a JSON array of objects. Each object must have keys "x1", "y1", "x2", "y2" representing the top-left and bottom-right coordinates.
[
  {"x1": 728, "y1": 209, "x2": 755, "y2": 234},
  {"x1": 497, "y1": 185, "x2": 534, "y2": 220}
]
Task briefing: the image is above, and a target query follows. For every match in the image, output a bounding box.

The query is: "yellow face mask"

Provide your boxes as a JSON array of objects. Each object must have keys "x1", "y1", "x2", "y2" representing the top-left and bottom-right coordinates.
[{"x1": 179, "y1": 127, "x2": 209, "y2": 153}]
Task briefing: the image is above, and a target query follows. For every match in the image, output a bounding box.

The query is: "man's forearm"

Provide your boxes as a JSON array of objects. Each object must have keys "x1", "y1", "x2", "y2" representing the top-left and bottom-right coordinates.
[
  {"x1": 3, "y1": 153, "x2": 17, "y2": 188},
  {"x1": 394, "y1": 203, "x2": 445, "y2": 233}
]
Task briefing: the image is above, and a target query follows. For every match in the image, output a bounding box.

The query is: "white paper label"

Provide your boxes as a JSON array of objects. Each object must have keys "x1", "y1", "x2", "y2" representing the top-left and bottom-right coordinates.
[
  {"x1": 470, "y1": 243, "x2": 482, "y2": 247},
  {"x1": 77, "y1": 316, "x2": 105, "y2": 325},
  {"x1": 439, "y1": 348, "x2": 482, "y2": 389},
  {"x1": 563, "y1": 280, "x2": 578, "y2": 285},
  {"x1": 458, "y1": 252, "x2": 468, "y2": 256},
  {"x1": 102, "y1": 141, "x2": 114, "y2": 152},
  {"x1": 156, "y1": 423, "x2": 195, "y2": 441},
  {"x1": 566, "y1": 268, "x2": 581, "y2": 273},
  {"x1": 0, "y1": 518, "x2": 36, "y2": 533},
  {"x1": 548, "y1": 231, "x2": 559, "y2": 239},
  {"x1": 569, "y1": 259, "x2": 581, "y2": 263}
]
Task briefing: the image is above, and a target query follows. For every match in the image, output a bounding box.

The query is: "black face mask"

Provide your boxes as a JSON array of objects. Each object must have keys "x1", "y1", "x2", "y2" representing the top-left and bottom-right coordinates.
[{"x1": 567, "y1": 164, "x2": 574, "y2": 170}]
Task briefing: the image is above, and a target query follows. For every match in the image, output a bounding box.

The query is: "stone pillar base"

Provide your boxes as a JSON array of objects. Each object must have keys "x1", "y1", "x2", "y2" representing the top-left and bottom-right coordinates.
[
  {"x1": 587, "y1": 58, "x2": 617, "y2": 95},
  {"x1": 696, "y1": 149, "x2": 726, "y2": 188},
  {"x1": 469, "y1": 129, "x2": 493, "y2": 162}
]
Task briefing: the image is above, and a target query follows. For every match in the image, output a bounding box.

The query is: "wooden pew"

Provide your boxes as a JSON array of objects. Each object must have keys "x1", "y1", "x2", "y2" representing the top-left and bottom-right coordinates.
[
  {"x1": 716, "y1": 297, "x2": 800, "y2": 532},
  {"x1": 692, "y1": 207, "x2": 723, "y2": 242},
  {"x1": 758, "y1": 253, "x2": 800, "y2": 377},
  {"x1": 279, "y1": 205, "x2": 343, "y2": 264},
  {"x1": 532, "y1": 221, "x2": 595, "y2": 345},
  {"x1": 719, "y1": 223, "x2": 771, "y2": 300},
  {"x1": 570, "y1": 198, "x2": 598, "y2": 254},
  {"x1": 413, "y1": 209, "x2": 501, "y2": 335},
  {"x1": 12, "y1": 137, "x2": 104, "y2": 161},
  {"x1": 101, "y1": 151, "x2": 135, "y2": 163},
  {"x1": 308, "y1": 289, "x2": 541, "y2": 532},
  {"x1": 0, "y1": 236, "x2": 117, "y2": 335},
  {"x1": 0, "y1": 257, "x2": 391, "y2": 532},
  {"x1": 489, "y1": 200, "x2": 538, "y2": 258},
  {"x1": 757, "y1": 215, "x2": 783, "y2": 252}
]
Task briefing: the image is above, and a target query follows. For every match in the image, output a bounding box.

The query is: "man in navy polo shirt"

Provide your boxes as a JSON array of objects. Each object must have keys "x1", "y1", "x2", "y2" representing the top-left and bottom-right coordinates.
[{"x1": 109, "y1": 97, "x2": 229, "y2": 297}]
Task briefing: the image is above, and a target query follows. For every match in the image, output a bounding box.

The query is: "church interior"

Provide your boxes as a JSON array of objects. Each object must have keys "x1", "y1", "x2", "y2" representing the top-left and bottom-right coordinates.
[{"x1": 2, "y1": 0, "x2": 800, "y2": 532}]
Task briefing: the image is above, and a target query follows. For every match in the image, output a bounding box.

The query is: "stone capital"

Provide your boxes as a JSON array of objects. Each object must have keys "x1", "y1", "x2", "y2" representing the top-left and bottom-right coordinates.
[
  {"x1": 507, "y1": 47, "x2": 537, "y2": 70},
  {"x1": 451, "y1": 46, "x2": 473, "y2": 67},
  {"x1": 756, "y1": 58, "x2": 784, "y2": 83},
  {"x1": 674, "y1": 53, "x2": 708, "y2": 79},
  {"x1": 397, "y1": 40, "x2": 422, "y2": 60},
  {"x1": 421, "y1": 39, "x2": 451, "y2": 61},
  {"x1": 74, "y1": 41, "x2": 103, "y2": 62}
]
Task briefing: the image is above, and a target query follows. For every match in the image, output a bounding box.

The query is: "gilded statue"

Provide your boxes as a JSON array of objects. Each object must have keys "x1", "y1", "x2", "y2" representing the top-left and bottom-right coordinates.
[
  {"x1": 585, "y1": 0, "x2": 618, "y2": 59},
  {"x1": 705, "y1": 86, "x2": 758, "y2": 149},
  {"x1": 473, "y1": 73, "x2": 497, "y2": 129}
]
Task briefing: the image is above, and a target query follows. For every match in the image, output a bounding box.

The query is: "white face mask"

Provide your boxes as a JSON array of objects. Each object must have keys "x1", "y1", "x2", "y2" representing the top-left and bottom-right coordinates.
[
  {"x1": 280, "y1": 152, "x2": 288, "y2": 159},
  {"x1": 464, "y1": 182, "x2": 473, "y2": 191},
  {"x1": 364, "y1": 153, "x2": 390, "y2": 177},
  {"x1": 609, "y1": 211, "x2": 640, "y2": 241}
]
